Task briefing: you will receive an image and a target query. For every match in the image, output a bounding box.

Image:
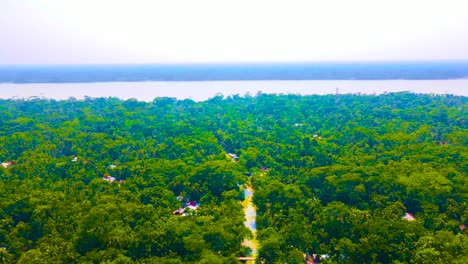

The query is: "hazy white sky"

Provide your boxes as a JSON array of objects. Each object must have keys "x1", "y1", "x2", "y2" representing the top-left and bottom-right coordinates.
[{"x1": 2, "y1": 0, "x2": 468, "y2": 64}]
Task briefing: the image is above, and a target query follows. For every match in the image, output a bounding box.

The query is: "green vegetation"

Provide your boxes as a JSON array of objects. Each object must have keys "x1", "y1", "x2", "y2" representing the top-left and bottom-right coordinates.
[{"x1": 0, "y1": 93, "x2": 467, "y2": 263}]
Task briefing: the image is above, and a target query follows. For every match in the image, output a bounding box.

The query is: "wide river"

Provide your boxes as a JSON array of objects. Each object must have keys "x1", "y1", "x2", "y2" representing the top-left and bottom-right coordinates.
[{"x1": 1, "y1": 79, "x2": 467, "y2": 101}]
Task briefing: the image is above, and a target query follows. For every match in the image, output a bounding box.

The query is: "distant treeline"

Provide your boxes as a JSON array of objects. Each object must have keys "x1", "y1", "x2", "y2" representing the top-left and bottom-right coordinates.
[
  {"x1": 0, "y1": 93, "x2": 467, "y2": 263},
  {"x1": 1, "y1": 61, "x2": 468, "y2": 83}
]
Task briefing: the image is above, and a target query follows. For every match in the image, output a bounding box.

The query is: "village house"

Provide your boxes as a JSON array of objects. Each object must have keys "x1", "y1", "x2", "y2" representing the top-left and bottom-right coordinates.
[
  {"x1": 228, "y1": 153, "x2": 239, "y2": 162},
  {"x1": 402, "y1": 212, "x2": 415, "y2": 221},
  {"x1": 1, "y1": 162, "x2": 13, "y2": 168},
  {"x1": 173, "y1": 201, "x2": 199, "y2": 216},
  {"x1": 102, "y1": 175, "x2": 116, "y2": 182},
  {"x1": 304, "y1": 253, "x2": 329, "y2": 264}
]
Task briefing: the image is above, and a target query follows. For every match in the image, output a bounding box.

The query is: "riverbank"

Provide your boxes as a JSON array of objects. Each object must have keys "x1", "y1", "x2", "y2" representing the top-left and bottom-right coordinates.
[{"x1": 1, "y1": 79, "x2": 467, "y2": 102}]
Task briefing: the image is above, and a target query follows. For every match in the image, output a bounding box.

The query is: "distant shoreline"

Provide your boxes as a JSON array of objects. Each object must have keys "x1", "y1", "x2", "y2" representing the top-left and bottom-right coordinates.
[
  {"x1": 1, "y1": 77, "x2": 468, "y2": 84},
  {"x1": 1, "y1": 80, "x2": 467, "y2": 102},
  {"x1": 1, "y1": 62, "x2": 468, "y2": 83}
]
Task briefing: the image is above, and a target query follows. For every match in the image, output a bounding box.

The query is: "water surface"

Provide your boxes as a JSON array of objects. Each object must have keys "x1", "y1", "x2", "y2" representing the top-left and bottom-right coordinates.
[{"x1": 1, "y1": 79, "x2": 467, "y2": 102}]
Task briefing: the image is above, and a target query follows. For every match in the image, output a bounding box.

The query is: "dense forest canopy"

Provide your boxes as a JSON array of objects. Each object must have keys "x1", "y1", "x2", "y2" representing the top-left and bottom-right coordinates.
[{"x1": 0, "y1": 92, "x2": 467, "y2": 263}]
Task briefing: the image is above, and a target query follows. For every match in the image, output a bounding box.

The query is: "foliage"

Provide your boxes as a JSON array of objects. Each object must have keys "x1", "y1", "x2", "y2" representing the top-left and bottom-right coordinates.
[{"x1": 0, "y1": 93, "x2": 467, "y2": 263}]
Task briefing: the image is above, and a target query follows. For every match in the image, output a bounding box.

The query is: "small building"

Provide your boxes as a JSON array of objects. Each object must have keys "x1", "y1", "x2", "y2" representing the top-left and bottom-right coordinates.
[
  {"x1": 71, "y1": 156, "x2": 78, "y2": 162},
  {"x1": 228, "y1": 153, "x2": 239, "y2": 162},
  {"x1": 1, "y1": 162, "x2": 13, "y2": 168},
  {"x1": 403, "y1": 212, "x2": 415, "y2": 221},
  {"x1": 173, "y1": 208, "x2": 185, "y2": 215},
  {"x1": 305, "y1": 253, "x2": 329, "y2": 264},
  {"x1": 102, "y1": 175, "x2": 116, "y2": 182},
  {"x1": 185, "y1": 201, "x2": 199, "y2": 210},
  {"x1": 173, "y1": 201, "x2": 199, "y2": 216},
  {"x1": 238, "y1": 257, "x2": 255, "y2": 263}
]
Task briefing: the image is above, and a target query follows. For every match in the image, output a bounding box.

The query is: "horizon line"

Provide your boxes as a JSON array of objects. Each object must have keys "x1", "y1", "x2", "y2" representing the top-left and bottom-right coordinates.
[{"x1": 2, "y1": 59, "x2": 468, "y2": 67}]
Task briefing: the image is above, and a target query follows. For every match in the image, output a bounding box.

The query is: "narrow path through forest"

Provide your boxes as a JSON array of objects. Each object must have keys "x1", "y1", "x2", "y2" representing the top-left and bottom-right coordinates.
[{"x1": 240, "y1": 179, "x2": 258, "y2": 263}]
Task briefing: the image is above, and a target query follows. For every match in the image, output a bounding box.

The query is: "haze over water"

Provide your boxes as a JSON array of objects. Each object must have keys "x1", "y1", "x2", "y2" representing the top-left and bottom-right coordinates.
[{"x1": 1, "y1": 62, "x2": 467, "y2": 101}]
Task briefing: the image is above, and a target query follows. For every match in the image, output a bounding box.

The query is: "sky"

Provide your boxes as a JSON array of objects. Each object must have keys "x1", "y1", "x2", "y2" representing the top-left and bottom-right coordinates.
[{"x1": 1, "y1": 0, "x2": 468, "y2": 65}]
